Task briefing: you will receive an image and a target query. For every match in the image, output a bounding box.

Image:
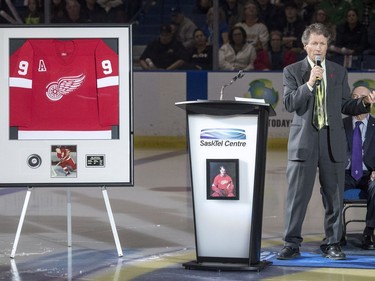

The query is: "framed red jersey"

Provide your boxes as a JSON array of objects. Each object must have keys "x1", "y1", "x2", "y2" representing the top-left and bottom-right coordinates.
[
  {"x1": 9, "y1": 38, "x2": 120, "y2": 140},
  {"x1": 0, "y1": 25, "x2": 133, "y2": 187}
]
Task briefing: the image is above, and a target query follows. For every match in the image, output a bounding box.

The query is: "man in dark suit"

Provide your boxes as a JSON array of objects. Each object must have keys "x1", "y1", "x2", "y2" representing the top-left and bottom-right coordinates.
[
  {"x1": 277, "y1": 23, "x2": 375, "y2": 260},
  {"x1": 343, "y1": 86, "x2": 375, "y2": 250}
]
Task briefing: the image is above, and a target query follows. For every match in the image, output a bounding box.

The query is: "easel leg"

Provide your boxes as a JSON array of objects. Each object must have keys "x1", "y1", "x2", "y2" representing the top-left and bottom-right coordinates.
[
  {"x1": 101, "y1": 186, "x2": 123, "y2": 257},
  {"x1": 10, "y1": 187, "x2": 33, "y2": 259},
  {"x1": 10, "y1": 259, "x2": 20, "y2": 279},
  {"x1": 67, "y1": 188, "x2": 72, "y2": 247},
  {"x1": 67, "y1": 247, "x2": 72, "y2": 281}
]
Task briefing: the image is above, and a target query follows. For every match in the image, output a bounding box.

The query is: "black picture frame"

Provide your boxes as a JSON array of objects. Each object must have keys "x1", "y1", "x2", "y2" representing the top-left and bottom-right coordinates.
[{"x1": 207, "y1": 159, "x2": 239, "y2": 200}]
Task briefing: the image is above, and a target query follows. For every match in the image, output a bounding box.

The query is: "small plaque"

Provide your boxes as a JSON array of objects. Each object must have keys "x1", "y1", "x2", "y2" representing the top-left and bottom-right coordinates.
[{"x1": 86, "y1": 155, "x2": 105, "y2": 167}]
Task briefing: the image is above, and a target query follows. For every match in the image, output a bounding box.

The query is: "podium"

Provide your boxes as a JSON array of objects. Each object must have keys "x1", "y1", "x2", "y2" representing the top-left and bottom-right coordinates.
[{"x1": 175, "y1": 100, "x2": 275, "y2": 271}]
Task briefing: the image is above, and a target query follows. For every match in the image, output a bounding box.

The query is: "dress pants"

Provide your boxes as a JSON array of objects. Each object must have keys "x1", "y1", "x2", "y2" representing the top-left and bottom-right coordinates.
[{"x1": 284, "y1": 127, "x2": 345, "y2": 247}]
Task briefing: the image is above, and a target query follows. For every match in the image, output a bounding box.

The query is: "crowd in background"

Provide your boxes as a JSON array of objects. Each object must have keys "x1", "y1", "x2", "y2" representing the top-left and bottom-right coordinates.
[
  {"x1": 139, "y1": 0, "x2": 375, "y2": 71},
  {"x1": 0, "y1": 0, "x2": 143, "y2": 24},
  {"x1": 2, "y1": 0, "x2": 375, "y2": 71}
]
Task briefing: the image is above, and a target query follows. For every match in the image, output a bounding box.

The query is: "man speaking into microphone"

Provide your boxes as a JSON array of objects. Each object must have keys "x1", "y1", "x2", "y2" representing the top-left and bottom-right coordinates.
[{"x1": 277, "y1": 23, "x2": 375, "y2": 261}]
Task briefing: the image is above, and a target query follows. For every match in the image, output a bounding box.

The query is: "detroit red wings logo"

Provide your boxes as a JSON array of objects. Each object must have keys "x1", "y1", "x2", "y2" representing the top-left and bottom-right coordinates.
[{"x1": 46, "y1": 74, "x2": 85, "y2": 101}]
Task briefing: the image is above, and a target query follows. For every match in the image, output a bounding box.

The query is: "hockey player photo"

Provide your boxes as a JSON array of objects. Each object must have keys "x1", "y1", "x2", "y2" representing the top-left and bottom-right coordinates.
[
  {"x1": 206, "y1": 159, "x2": 239, "y2": 200},
  {"x1": 51, "y1": 145, "x2": 77, "y2": 177}
]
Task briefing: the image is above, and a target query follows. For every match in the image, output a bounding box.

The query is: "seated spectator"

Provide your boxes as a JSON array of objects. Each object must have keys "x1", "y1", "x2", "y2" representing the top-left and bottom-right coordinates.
[
  {"x1": 256, "y1": 0, "x2": 284, "y2": 32},
  {"x1": 329, "y1": 8, "x2": 368, "y2": 68},
  {"x1": 139, "y1": 24, "x2": 189, "y2": 71},
  {"x1": 235, "y1": 0, "x2": 269, "y2": 50},
  {"x1": 351, "y1": 0, "x2": 375, "y2": 28},
  {"x1": 279, "y1": 1, "x2": 305, "y2": 54},
  {"x1": 221, "y1": 0, "x2": 244, "y2": 28},
  {"x1": 311, "y1": 7, "x2": 336, "y2": 42},
  {"x1": 50, "y1": 0, "x2": 68, "y2": 23},
  {"x1": 80, "y1": 0, "x2": 106, "y2": 23},
  {"x1": 318, "y1": 0, "x2": 351, "y2": 26},
  {"x1": 96, "y1": 0, "x2": 127, "y2": 23},
  {"x1": 170, "y1": 7, "x2": 197, "y2": 49},
  {"x1": 219, "y1": 26, "x2": 256, "y2": 71},
  {"x1": 254, "y1": 30, "x2": 297, "y2": 70},
  {"x1": 333, "y1": 8, "x2": 368, "y2": 55},
  {"x1": 343, "y1": 85, "x2": 375, "y2": 250},
  {"x1": 186, "y1": 28, "x2": 213, "y2": 70},
  {"x1": 201, "y1": 6, "x2": 229, "y2": 47},
  {"x1": 23, "y1": 0, "x2": 44, "y2": 24},
  {"x1": 65, "y1": 0, "x2": 84, "y2": 23}
]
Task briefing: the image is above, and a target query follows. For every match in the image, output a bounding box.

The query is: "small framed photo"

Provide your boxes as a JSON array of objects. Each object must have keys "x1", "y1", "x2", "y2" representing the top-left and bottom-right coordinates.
[
  {"x1": 207, "y1": 159, "x2": 239, "y2": 200},
  {"x1": 51, "y1": 145, "x2": 77, "y2": 178}
]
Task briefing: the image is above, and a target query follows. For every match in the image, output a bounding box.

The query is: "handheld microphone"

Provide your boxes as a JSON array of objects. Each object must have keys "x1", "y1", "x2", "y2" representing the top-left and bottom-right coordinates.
[
  {"x1": 220, "y1": 70, "x2": 245, "y2": 100},
  {"x1": 315, "y1": 55, "x2": 321, "y2": 86}
]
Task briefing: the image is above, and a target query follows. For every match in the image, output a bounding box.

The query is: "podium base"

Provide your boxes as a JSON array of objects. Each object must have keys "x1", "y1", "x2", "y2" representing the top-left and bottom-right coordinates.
[{"x1": 183, "y1": 260, "x2": 272, "y2": 272}]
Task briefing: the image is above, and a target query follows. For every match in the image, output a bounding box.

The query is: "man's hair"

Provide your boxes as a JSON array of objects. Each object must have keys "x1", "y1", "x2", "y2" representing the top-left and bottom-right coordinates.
[{"x1": 301, "y1": 23, "x2": 331, "y2": 46}]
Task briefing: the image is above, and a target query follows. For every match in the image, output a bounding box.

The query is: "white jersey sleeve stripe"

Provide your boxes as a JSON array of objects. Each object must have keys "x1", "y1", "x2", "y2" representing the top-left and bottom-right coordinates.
[
  {"x1": 18, "y1": 130, "x2": 112, "y2": 139},
  {"x1": 9, "y1": 77, "x2": 32, "y2": 89},
  {"x1": 97, "y1": 76, "x2": 119, "y2": 88}
]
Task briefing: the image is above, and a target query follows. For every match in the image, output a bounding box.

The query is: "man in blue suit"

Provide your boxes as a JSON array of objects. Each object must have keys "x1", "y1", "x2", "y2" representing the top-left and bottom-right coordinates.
[
  {"x1": 277, "y1": 23, "x2": 375, "y2": 260},
  {"x1": 343, "y1": 86, "x2": 375, "y2": 250}
]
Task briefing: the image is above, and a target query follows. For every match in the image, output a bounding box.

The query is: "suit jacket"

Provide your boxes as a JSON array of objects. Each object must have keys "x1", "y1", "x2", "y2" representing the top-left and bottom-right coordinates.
[
  {"x1": 344, "y1": 115, "x2": 375, "y2": 171},
  {"x1": 283, "y1": 57, "x2": 370, "y2": 162}
]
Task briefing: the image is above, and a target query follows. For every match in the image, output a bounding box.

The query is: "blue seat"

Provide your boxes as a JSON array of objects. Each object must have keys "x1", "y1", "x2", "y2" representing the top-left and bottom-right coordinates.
[{"x1": 342, "y1": 188, "x2": 367, "y2": 235}]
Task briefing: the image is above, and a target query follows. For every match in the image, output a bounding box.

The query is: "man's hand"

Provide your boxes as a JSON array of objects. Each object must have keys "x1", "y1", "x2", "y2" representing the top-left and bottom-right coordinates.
[
  {"x1": 363, "y1": 90, "x2": 375, "y2": 105},
  {"x1": 308, "y1": 65, "x2": 324, "y2": 87}
]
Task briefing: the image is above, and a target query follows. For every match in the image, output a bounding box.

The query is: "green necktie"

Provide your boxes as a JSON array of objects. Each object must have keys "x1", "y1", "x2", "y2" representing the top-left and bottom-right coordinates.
[{"x1": 313, "y1": 79, "x2": 326, "y2": 130}]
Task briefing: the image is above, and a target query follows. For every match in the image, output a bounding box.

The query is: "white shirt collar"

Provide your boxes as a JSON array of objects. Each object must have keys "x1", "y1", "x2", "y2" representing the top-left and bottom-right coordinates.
[{"x1": 352, "y1": 115, "x2": 369, "y2": 127}]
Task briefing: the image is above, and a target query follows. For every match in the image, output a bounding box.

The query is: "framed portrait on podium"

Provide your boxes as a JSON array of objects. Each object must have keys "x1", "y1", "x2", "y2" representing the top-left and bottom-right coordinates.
[
  {"x1": 0, "y1": 25, "x2": 133, "y2": 187},
  {"x1": 207, "y1": 159, "x2": 239, "y2": 200}
]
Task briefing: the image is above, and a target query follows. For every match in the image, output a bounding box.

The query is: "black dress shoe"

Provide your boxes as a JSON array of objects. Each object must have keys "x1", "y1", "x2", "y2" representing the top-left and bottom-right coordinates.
[
  {"x1": 362, "y1": 234, "x2": 375, "y2": 250},
  {"x1": 277, "y1": 246, "x2": 300, "y2": 260},
  {"x1": 321, "y1": 244, "x2": 346, "y2": 260}
]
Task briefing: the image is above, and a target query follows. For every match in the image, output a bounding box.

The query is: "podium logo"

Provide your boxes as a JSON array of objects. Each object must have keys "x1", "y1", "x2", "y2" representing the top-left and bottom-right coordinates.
[{"x1": 200, "y1": 128, "x2": 247, "y2": 147}]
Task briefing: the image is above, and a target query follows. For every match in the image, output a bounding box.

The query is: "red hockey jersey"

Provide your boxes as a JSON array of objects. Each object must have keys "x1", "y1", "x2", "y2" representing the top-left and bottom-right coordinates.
[{"x1": 9, "y1": 39, "x2": 119, "y2": 139}]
